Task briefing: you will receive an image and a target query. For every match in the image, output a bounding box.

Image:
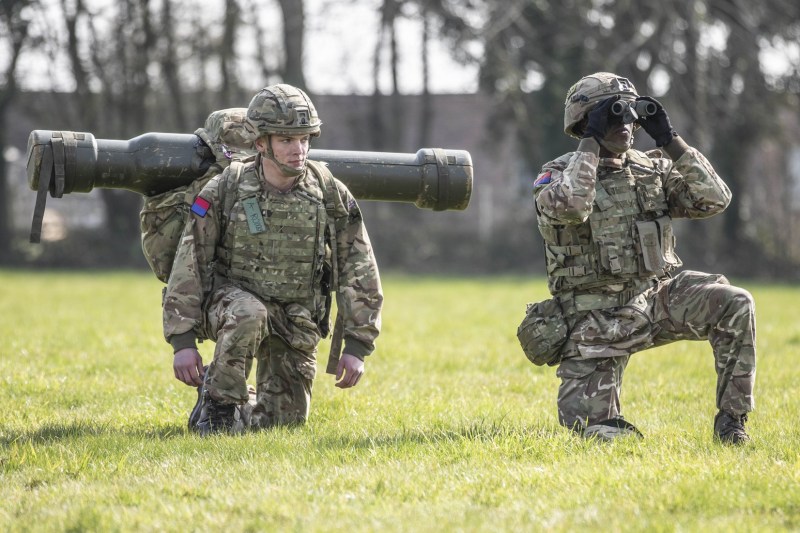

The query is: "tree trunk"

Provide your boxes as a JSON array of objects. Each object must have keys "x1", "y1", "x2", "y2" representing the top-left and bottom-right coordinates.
[
  {"x1": 277, "y1": 0, "x2": 306, "y2": 88},
  {"x1": 0, "y1": 0, "x2": 31, "y2": 265},
  {"x1": 161, "y1": 0, "x2": 187, "y2": 129},
  {"x1": 417, "y1": 7, "x2": 432, "y2": 148},
  {"x1": 220, "y1": 0, "x2": 240, "y2": 103}
]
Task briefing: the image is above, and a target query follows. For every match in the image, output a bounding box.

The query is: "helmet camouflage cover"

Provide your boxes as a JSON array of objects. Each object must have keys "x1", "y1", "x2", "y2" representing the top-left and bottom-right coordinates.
[
  {"x1": 563, "y1": 72, "x2": 639, "y2": 138},
  {"x1": 246, "y1": 84, "x2": 322, "y2": 139},
  {"x1": 194, "y1": 107, "x2": 257, "y2": 162}
]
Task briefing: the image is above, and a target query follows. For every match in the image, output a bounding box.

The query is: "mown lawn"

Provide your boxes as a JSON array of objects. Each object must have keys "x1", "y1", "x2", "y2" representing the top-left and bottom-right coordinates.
[{"x1": 1, "y1": 270, "x2": 798, "y2": 532}]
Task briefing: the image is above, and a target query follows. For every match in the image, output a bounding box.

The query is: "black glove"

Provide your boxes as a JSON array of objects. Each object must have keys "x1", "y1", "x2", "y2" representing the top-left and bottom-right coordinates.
[
  {"x1": 636, "y1": 96, "x2": 677, "y2": 147},
  {"x1": 582, "y1": 96, "x2": 619, "y2": 142}
]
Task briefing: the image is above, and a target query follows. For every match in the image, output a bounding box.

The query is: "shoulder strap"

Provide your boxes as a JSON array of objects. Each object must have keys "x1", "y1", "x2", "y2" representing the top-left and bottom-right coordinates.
[
  {"x1": 306, "y1": 160, "x2": 348, "y2": 374},
  {"x1": 221, "y1": 160, "x2": 246, "y2": 222},
  {"x1": 306, "y1": 160, "x2": 341, "y2": 292}
]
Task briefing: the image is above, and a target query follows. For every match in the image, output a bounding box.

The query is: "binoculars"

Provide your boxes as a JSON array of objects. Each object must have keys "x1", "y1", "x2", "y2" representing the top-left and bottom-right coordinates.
[{"x1": 610, "y1": 99, "x2": 658, "y2": 124}]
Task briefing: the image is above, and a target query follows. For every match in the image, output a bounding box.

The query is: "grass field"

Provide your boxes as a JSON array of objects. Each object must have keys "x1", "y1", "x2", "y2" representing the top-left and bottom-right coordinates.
[{"x1": 1, "y1": 270, "x2": 798, "y2": 532}]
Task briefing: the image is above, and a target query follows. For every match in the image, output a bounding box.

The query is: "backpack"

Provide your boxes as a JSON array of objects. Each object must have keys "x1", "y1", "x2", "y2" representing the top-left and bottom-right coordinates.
[
  {"x1": 139, "y1": 108, "x2": 343, "y2": 286},
  {"x1": 139, "y1": 108, "x2": 256, "y2": 283}
]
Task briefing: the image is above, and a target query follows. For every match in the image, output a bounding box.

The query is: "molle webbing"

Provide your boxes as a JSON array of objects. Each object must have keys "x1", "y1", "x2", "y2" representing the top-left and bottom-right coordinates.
[
  {"x1": 559, "y1": 278, "x2": 657, "y2": 313},
  {"x1": 217, "y1": 167, "x2": 327, "y2": 303},
  {"x1": 545, "y1": 244, "x2": 593, "y2": 277},
  {"x1": 540, "y1": 152, "x2": 678, "y2": 292}
]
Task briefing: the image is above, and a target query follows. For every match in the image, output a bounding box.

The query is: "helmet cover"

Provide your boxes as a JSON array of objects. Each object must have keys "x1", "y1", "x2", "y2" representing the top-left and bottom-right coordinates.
[
  {"x1": 563, "y1": 72, "x2": 639, "y2": 138},
  {"x1": 246, "y1": 84, "x2": 322, "y2": 139}
]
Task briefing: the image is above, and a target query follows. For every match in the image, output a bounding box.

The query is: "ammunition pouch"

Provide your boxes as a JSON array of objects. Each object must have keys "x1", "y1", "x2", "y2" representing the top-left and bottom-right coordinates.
[{"x1": 517, "y1": 297, "x2": 570, "y2": 367}]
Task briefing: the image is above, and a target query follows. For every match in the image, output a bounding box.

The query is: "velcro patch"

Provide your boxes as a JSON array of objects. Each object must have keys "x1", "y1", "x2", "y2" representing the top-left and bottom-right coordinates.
[
  {"x1": 191, "y1": 196, "x2": 211, "y2": 217},
  {"x1": 534, "y1": 171, "x2": 552, "y2": 185}
]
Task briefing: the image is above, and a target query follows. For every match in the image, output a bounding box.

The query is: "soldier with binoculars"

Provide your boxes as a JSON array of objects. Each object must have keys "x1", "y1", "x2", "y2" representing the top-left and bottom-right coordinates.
[{"x1": 519, "y1": 72, "x2": 756, "y2": 444}]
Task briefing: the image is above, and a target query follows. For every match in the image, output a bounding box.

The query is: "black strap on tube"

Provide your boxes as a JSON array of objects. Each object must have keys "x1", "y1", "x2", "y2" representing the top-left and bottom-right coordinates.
[{"x1": 30, "y1": 145, "x2": 54, "y2": 243}]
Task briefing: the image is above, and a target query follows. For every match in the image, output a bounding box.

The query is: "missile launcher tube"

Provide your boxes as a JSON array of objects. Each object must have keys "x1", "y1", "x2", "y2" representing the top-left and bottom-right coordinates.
[{"x1": 26, "y1": 130, "x2": 472, "y2": 210}]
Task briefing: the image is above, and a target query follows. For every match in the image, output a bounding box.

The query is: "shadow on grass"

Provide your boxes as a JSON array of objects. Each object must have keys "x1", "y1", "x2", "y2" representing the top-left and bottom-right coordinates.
[
  {"x1": 312, "y1": 418, "x2": 574, "y2": 452},
  {"x1": 0, "y1": 420, "x2": 187, "y2": 445},
  {"x1": 1, "y1": 418, "x2": 582, "y2": 455}
]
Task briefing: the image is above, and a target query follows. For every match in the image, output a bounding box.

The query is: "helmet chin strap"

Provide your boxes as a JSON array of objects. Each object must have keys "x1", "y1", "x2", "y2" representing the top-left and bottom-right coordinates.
[{"x1": 263, "y1": 134, "x2": 306, "y2": 177}]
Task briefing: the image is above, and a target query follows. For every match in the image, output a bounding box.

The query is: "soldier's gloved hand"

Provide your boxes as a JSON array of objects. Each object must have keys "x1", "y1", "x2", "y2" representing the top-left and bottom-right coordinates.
[
  {"x1": 636, "y1": 96, "x2": 677, "y2": 147},
  {"x1": 582, "y1": 96, "x2": 620, "y2": 142},
  {"x1": 173, "y1": 348, "x2": 205, "y2": 387}
]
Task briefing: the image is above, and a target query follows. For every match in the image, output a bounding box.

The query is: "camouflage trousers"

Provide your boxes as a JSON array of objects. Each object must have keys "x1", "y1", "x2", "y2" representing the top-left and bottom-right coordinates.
[
  {"x1": 203, "y1": 285, "x2": 320, "y2": 428},
  {"x1": 556, "y1": 270, "x2": 756, "y2": 431}
]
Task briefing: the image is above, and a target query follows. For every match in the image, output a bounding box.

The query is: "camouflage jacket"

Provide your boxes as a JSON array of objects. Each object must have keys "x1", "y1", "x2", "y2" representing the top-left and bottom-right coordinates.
[
  {"x1": 533, "y1": 145, "x2": 731, "y2": 300},
  {"x1": 163, "y1": 157, "x2": 383, "y2": 359}
]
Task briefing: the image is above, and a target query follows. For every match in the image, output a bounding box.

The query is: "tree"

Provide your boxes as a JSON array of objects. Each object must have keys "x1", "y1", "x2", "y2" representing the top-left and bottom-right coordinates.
[
  {"x1": 474, "y1": 0, "x2": 800, "y2": 275},
  {"x1": 160, "y1": 0, "x2": 188, "y2": 128},
  {"x1": 0, "y1": 0, "x2": 33, "y2": 264},
  {"x1": 6, "y1": 0, "x2": 313, "y2": 266},
  {"x1": 702, "y1": 0, "x2": 800, "y2": 272},
  {"x1": 277, "y1": 0, "x2": 306, "y2": 88}
]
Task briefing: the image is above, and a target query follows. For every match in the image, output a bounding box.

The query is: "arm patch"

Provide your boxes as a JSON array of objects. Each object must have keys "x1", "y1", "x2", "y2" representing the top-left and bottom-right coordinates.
[{"x1": 191, "y1": 196, "x2": 211, "y2": 217}]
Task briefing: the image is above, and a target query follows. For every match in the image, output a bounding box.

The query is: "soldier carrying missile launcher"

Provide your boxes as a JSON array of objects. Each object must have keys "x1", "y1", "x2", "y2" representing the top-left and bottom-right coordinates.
[
  {"x1": 165, "y1": 84, "x2": 383, "y2": 434},
  {"x1": 26, "y1": 84, "x2": 473, "y2": 435}
]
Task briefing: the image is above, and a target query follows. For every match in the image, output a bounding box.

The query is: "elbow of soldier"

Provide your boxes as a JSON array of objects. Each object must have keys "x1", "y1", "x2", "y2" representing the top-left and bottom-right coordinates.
[{"x1": 560, "y1": 203, "x2": 593, "y2": 224}]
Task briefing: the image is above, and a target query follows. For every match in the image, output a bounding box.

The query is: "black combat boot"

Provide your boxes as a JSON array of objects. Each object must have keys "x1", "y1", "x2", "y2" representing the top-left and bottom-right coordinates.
[
  {"x1": 194, "y1": 393, "x2": 236, "y2": 436},
  {"x1": 583, "y1": 416, "x2": 644, "y2": 441},
  {"x1": 714, "y1": 410, "x2": 750, "y2": 445}
]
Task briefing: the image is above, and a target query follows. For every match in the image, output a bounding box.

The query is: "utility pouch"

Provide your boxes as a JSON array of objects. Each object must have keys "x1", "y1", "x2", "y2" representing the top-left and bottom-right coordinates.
[
  {"x1": 517, "y1": 297, "x2": 569, "y2": 367},
  {"x1": 635, "y1": 220, "x2": 665, "y2": 272},
  {"x1": 655, "y1": 215, "x2": 681, "y2": 268}
]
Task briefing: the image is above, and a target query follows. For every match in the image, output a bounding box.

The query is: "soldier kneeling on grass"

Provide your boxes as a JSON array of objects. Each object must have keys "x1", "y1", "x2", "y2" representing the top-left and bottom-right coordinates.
[
  {"x1": 164, "y1": 84, "x2": 383, "y2": 435},
  {"x1": 517, "y1": 72, "x2": 756, "y2": 444}
]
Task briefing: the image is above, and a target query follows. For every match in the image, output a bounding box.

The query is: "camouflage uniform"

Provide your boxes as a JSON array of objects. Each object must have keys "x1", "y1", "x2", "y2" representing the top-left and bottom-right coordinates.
[
  {"x1": 534, "y1": 146, "x2": 756, "y2": 436},
  {"x1": 526, "y1": 73, "x2": 756, "y2": 441},
  {"x1": 163, "y1": 154, "x2": 383, "y2": 428}
]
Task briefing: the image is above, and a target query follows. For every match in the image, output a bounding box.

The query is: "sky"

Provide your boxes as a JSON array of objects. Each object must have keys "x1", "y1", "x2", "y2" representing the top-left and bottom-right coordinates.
[
  {"x1": 6, "y1": 0, "x2": 480, "y2": 96},
  {"x1": 3, "y1": 0, "x2": 796, "y2": 95},
  {"x1": 303, "y1": 0, "x2": 480, "y2": 94}
]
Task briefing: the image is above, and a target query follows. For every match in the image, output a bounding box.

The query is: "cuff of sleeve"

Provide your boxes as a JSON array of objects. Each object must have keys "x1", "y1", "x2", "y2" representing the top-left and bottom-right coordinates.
[
  {"x1": 342, "y1": 337, "x2": 371, "y2": 360},
  {"x1": 169, "y1": 331, "x2": 198, "y2": 353},
  {"x1": 663, "y1": 135, "x2": 690, "y2": 160},
  {"x1": 577, "y1": 137, "x2": 601, "y2": 155}
]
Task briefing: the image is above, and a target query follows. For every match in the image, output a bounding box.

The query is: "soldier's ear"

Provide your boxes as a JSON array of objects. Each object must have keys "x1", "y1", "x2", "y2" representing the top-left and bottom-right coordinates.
[{"x1": 254, "y1": 136, "x2": 269, "y2": 153}]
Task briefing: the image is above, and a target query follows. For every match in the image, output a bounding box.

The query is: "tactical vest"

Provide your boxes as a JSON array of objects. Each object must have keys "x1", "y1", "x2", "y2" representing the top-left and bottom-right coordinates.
[
  {"x1": 539, "y1": 150, "x2": 682, "y2": 299},
  {"x1": 215, "y1": 164, "x2": 329, "y2": 307}
]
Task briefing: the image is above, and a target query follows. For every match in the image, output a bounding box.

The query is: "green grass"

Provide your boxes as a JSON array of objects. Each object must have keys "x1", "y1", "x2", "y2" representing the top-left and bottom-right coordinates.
[{"x1": 1, "y1": 270, "x2": 798, "y2": 532}]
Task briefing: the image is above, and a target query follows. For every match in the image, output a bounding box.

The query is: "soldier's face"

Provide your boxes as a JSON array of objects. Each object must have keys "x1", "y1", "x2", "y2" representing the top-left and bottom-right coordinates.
[
  {"x1": 257, "y1": 134, "x2": 310, "y2": 171},
  {"x1": 600, "y1": 120, "x2": 634, "y2": 155}
]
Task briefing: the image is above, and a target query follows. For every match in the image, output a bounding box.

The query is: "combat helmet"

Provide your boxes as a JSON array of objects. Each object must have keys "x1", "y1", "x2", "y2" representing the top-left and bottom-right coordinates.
[
  {"x1": 563, "y1": 72, "x2": 639, "y2": 138},
  {"x1": 246, "y1": 84, "x2": 322, "y2": 139}
]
